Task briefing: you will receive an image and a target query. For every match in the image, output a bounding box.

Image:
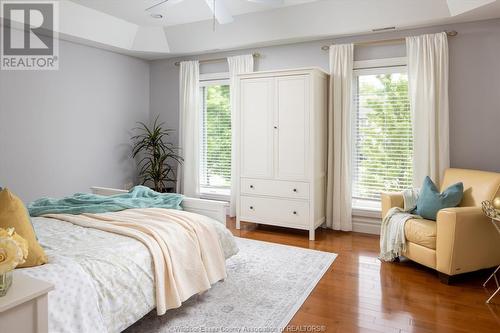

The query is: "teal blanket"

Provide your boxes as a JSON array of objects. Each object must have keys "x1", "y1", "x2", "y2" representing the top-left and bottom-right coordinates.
[{"x1": 28, "y1": 186, "x2": 184, "y2": 217}]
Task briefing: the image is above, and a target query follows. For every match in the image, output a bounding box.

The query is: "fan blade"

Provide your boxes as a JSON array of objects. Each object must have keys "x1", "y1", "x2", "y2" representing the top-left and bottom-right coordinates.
[
  {"x1": 145, "y1": 0, "x2": 184, "y2": 12},
  {"x1": 247, "y1": 0, "x2": 284, "y2": 5},
  {"x1": 203, "y1": 0, "x2": 234, "y2": 24}
]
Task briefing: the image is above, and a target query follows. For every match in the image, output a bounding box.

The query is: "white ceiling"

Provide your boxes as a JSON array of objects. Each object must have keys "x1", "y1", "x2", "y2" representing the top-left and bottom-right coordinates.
[
  {"x1": 2, "y1": 0, "x2": 500, "y2": 59},
  {"x1": 71, "y1": 0, "x2": 320, "y2": 27},
  {"x1": 447, "y1": 0, "x2": 496, "y2": 15}
]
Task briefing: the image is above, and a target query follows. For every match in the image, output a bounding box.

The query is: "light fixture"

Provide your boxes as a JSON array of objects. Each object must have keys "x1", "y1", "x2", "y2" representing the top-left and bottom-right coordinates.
[
  {"x1": 372, "y1": 26, "x2": 396, "y2": 32},
  {"x1": 150, "y1": 13, "x2": 163, "y2": 19}
]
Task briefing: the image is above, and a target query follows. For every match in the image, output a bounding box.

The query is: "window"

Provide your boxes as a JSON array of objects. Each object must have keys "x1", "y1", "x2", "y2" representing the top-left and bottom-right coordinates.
[
  {"x1": 199, "y1": 78, "x2": 231, "y2": 198},
  {"x1": 353, "y1": 65, "x2": 413, "y2": 206}
]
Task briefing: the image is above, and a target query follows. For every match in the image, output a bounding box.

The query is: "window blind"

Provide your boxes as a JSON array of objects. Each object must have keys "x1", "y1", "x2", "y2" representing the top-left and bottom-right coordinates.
[
  {"x1": 199, "y1": 83, "x2": 232, "y2": 191},
  {"x1": 353, "y1": 72, "x2": 413, "y2": 201}
]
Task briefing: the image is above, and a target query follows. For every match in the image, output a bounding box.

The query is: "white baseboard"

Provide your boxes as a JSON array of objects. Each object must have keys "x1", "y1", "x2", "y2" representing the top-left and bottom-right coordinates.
[{"x1": 352, "y1": 215, "x2": 381, "y2": 235}]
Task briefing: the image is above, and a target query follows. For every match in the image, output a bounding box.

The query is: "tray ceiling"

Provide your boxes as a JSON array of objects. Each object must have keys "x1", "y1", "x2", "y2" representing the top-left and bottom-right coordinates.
[{"x1": 2, "y1": 0, "x2": 499, "y2": 59}]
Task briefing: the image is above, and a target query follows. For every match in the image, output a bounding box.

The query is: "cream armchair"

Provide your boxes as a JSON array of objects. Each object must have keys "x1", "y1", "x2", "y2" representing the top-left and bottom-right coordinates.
[{"x1": 381, "y1": 168, "x2": 500, "y2": 283}]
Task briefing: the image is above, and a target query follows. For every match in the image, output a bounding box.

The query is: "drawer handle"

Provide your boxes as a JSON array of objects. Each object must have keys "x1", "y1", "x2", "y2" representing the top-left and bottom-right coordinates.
[
  {"x1": 274, "y1": 126, "x2": 278, "y2": 129},
  {"x1": 250, "y1": 185, "x2": 254, "y2": 189},
  {"x1": 293, "y1": 188, "x2": 297, "y2": 192},
  {"x1": 250, "y1": 206, "x2": 254, "y2": 210},
  {"x1": 293, "y1": 211, "x2": 297, "y2": 215}
]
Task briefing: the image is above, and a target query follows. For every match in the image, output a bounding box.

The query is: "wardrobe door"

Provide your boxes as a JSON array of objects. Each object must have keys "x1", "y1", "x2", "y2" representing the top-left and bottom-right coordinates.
[
  {"x1": 276, "y1": 75, "x2": 310, "y2": 180},
  {"x1": 240, "y1": 77, "x2": 274, "y2": 179}
]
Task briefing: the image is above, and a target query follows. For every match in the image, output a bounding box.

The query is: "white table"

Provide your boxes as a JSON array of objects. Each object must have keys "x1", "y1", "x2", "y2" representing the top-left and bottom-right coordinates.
[
  {"x1": 0, "y1": 271, "x2": 54, "y2": 333},
  {"x1": 483, "y1": 217, "x2": 500, "y2": 303}
]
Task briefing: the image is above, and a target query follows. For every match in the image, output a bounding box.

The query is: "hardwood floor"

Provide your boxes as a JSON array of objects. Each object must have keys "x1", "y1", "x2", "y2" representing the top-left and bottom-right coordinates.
[{"x1": 227, "y1": 218, "x2": 500, "y2": 333}]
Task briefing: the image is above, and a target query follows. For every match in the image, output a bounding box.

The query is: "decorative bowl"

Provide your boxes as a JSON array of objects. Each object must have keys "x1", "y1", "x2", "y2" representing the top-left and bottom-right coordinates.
[{"x1": 482, "y1": 200, "x2": 500, "y2": 221}]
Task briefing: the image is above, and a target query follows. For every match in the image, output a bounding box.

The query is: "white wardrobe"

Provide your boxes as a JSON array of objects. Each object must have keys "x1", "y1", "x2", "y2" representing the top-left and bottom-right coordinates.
[{"x1": 236, "y1": 68, "x2": 328, "y2": 240}]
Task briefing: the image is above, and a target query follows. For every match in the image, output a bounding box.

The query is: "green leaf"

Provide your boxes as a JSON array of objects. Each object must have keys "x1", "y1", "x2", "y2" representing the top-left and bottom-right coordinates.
[{"x1": 131, "y1": 115, "x2": 183, "y2": 190}]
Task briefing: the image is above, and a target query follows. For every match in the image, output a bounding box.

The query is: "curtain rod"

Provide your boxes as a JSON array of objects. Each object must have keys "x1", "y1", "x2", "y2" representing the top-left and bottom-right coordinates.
[
  {"x1": 320, "y1": 30, "x2": 458, "y2": 51},
  {"x1": 174, "y1": 53, "x2": 261, "y2": 67}
]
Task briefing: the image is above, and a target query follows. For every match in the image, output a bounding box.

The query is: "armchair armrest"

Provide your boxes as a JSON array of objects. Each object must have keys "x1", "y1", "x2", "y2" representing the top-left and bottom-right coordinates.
[
  {"x1": 436, "y1": 207, "x2": 500, "y2": 276},
  {"x1": 381, "y1": 192, "x2": 404, "y2": 219}
]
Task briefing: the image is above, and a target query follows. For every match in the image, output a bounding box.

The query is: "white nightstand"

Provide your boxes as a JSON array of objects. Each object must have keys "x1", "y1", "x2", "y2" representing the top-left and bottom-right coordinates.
[{"x1": 0, "y1": 271, "x2": 53, "y2": 333}]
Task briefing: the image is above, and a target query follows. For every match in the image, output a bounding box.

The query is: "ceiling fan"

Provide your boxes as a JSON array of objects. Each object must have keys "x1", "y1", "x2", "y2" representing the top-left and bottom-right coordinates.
[{"x1": 145, "y1": 0, "x2": 285, "y2": 25}]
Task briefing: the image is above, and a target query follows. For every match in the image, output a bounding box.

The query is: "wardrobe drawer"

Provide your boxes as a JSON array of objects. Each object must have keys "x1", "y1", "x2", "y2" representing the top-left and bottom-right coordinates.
[
  {"x1": 240, "y1": 178, "x2": 309, "y2": 199},
  {"x1": 240, "y1": 196, "x2": 309, "y2": 227}
]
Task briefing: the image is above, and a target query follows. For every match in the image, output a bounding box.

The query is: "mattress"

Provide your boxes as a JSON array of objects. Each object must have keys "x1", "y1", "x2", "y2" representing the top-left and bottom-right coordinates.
[{"x1": 20, "y1": 214, "x2": 238, "y2": 333}]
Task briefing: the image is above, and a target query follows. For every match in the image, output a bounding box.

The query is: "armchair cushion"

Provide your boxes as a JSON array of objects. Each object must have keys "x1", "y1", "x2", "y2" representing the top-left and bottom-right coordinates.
[{"x1": 404, "y1": 218, "x2": 437, "y2": 249}]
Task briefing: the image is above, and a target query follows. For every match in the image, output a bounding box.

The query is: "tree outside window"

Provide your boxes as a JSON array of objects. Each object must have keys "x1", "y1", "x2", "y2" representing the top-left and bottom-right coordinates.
[{"x1": 354, "y1": 73, "x2": 413, "y2": 201}]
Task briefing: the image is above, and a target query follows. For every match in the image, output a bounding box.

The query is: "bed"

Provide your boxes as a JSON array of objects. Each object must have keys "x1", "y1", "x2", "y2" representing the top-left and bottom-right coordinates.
[{"x1": 19, "y1": 187, "x2": 238, "y2": 333}]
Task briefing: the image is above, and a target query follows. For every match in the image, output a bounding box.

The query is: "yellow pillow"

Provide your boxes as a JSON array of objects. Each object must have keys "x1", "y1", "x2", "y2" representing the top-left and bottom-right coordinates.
[{"x1": 0, "y1": 189, "x2": 47, "y2": 268}]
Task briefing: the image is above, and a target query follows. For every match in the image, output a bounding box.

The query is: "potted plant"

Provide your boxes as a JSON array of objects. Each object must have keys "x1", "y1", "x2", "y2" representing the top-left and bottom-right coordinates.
[{"x1": 131, "y1": 116, "x2": 183, "y2": 193}]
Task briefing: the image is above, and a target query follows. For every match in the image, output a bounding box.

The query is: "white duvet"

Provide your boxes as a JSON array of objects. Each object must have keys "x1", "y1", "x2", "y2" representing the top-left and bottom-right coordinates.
[{"x1": 20, "y1": 215, "x2": 238, "y2": 333}]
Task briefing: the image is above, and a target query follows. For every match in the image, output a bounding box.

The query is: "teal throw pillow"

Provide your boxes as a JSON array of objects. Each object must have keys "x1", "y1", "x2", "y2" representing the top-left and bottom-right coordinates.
[{"x1": 415, "y1": 176, "x2": 464, "y2": 221}]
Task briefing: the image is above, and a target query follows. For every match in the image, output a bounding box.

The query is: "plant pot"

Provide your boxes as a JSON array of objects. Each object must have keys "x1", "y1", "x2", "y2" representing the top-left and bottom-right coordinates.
[{"x1": 0, "y1": 270, "x2": 13, "y2": 296}]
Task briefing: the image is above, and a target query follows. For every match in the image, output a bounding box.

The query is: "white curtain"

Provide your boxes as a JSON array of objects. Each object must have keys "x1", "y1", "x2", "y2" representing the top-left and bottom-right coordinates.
[
  {"x1": 406, "y1": 32, "x2": 450, "y2": 186},
  {"x1": 228, "y1": 55, "x2": 254, "y2": 217},
  {"x1": 326, "y1": 44, "x2": 354, "y2": 231},
  {"x1": 178, "y1": 61, "x2": 200, "y2": 197}
]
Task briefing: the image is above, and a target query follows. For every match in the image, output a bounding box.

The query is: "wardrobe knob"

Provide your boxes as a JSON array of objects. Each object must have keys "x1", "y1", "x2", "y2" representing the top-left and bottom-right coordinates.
[
  {"x1": 293, "y1": 211, "x2": 297, "y2": 215},
  {"x1": 250, "y1": 185, "x2": 254, "y2": 189},
  {"x1": 274, "y1": 126, "x2": 278, "y2": 129},
  {"x1": 250, "y1": 206, "x2": 254, "y2": 210},
  {"x1": 293, "y1": 188, "x2": 297, "y2": 192}
]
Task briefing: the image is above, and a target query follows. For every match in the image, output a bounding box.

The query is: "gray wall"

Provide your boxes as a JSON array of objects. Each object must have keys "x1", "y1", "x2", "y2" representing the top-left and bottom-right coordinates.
[
  {"x1": 0, "y1": 37, "x2": 150, "y2": 202},
  {"x1": 150, "y1": 18, "x2": 500, "y2": 173}
]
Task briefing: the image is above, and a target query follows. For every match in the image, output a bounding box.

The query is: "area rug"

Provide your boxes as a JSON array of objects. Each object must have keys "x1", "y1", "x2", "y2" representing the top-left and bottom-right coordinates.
[{"x1": 124, "y1": 237, "x2": 336, "y2": 333}]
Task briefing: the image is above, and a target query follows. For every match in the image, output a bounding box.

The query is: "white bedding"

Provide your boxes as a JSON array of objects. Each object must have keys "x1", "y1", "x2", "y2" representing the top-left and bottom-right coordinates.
[{"x1": 20, "y1": 214, "x2": 238, "y2": 333}]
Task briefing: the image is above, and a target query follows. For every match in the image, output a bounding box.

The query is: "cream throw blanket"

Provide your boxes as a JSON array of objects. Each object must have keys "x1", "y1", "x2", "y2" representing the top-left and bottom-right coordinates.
[
  {"x1": 379, "y1": 189, "x2": 421, "y2": 262},
  {"x1": 44, "y1": 208, "x2": 227, "y2": 315}
]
